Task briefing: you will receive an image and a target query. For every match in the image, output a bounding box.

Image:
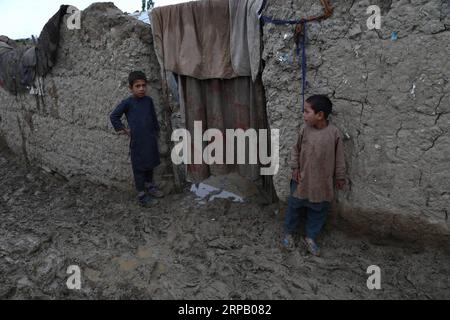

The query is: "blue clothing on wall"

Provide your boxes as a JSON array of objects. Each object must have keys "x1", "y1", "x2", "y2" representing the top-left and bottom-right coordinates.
[{"x1": 110, "y1": 96, "x2": 161, "y2": 171}]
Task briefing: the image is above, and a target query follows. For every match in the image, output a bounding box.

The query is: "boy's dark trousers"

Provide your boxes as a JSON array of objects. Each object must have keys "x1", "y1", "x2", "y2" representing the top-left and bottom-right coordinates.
[
  {"x1": 132, "y1": 166, "x2": 154, "y2": 192},
  {"x1": 284, "y1": 180, "x2": 330, "y2": 240}
]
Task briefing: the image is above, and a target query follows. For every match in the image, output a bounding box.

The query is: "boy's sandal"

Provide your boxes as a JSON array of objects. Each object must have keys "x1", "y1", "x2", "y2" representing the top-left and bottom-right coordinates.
[
  {"x1": 303, "y1": 237, "x2": 320, "y2": 256},
  {"x1": 148, "y1": 186, "x2": 165, "y2": 198},
  {"x1": 281, "y1": 235, "x2": 295, "y2": 251},
  {"x1": 138, "y1": 194, "x2": 158, "y2": 207}
]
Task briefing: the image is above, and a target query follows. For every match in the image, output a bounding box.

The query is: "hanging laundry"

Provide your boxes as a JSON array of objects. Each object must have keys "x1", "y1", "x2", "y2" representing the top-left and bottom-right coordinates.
[
  {"x1": 151, "y1": 0, "x2": 271, "y2": 190},
  {"x1": 0, "y1": 5, "x2": 68, "y2": 95},
  {"x1": 36, "y1": 5, "x2": 69, "y2": 77},
  {"x1": 152, "y1": 0, "x2": 238, "y2": 79},
  {"x1": 20, "y1": 47, "x2": 37, "y2": 88},
  {"x1": 228, "y1": 0, "x2": 264, "y2": 80},
  {"x1": 0, "y1": 41, "x2": 13, "y2": 55}
]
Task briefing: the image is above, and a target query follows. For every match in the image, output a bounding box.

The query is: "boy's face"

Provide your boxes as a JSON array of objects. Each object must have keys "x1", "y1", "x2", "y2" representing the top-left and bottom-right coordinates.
[
  {"x1": 303, "y1": 101, "x2": 324, "y2": 126},
  {"x1": 130, "y1": 79, "x2": 147, "y2": 98}
]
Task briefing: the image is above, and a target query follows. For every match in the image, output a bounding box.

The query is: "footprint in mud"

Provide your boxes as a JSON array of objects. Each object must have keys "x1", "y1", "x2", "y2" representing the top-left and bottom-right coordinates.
[
  {"x1": 84, "y1": 268, "x2": 102, "y2": 282},
  {"x1": 113, "y1": 256, "x2": 140, "y2": 272},
  {"x1": 217, "y1": 263, "x2": 235, "y2": 278},
  {"x1": 147, "y1": 215, "x2": 172, "y2": 231},
  {"x1": 240, "y1": 258, "x2": 254, "y2": 271}
]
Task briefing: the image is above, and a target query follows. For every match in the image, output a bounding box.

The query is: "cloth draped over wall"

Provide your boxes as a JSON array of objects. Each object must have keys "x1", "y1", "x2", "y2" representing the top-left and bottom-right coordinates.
[
  {"x1": 229, "y1": 0, "x2": 264, "y2": 81},
  {"x1": 0, "y1": 5, "x2": 68, "y2": 95},
  {"x1": 151, "y1": 0, "x2": 263, "y2": 80},
  {"x1": 151, "y1": 0, "x2": 237, "y2": 80},
  {"x1": 179, "y1": 75, "x2": 267, "y2": 182},
  {"x1": 152, "y1": 0, "x2": 273, "y2": 188},
  {"x1": 35, "y1": 5, "x2": 69, "y2": 77}
]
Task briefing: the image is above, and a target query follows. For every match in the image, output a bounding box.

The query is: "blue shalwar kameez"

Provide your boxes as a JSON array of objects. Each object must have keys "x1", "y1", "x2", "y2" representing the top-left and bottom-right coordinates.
[{"x1": 110, "y1": 96, "x2": 161, "y2": 192}]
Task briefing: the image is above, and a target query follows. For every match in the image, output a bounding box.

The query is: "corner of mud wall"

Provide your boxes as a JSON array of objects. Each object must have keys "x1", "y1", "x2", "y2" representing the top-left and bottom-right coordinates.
[
  {"x1": 0, "y1": 3, "x2": 175, "y2": 193},
  {"x1": 261, "y1": 0, "x2": 450, "y2": 242}
]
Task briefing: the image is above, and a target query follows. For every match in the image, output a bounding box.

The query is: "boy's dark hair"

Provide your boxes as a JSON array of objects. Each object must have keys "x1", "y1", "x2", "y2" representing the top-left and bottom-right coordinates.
[
  {"x1": 128, "y1": 71, "x2": 147, "y2": 87},
  {"x1": 306, "y1": 95, "x2": 333, "y2": 119}
]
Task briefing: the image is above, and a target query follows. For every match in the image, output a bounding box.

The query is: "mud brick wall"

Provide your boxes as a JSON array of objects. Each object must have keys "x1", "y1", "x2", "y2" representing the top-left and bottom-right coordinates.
[
  {"x1": 261, "y1": 0, "x2": 450, "y2": 240},
  {"x1": 0, "y1": 3, "x2": 174, "y2": 193}
]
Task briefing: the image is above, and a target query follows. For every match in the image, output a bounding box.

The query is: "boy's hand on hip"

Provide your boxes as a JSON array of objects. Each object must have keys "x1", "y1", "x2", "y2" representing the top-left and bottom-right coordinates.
[
  {"x1": 119, "y1": 128, "x2": 131, "y2": 137},
  {"x1": 292, "y1": 169, "x2": 300, "y2": 182},
  {"x1": 336, "y1": 179, "x2": 345, "y2": 190}
]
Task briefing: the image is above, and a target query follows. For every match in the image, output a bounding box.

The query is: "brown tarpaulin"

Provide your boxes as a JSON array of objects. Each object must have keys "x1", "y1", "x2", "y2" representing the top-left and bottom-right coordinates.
[
  {"x1": 151, "y1": 0, "x2": 238, "y2": 79},
  {"x1": 229, "y1": 0, "x2": 264, "y2": 81},
  {"x1": 179, "y1": 75, "x2": 267, "y2": 182},
  {"x1": 0, "y1": 5, "x2": 68, "y2": 94},
  {"x1": 152, "y1": 0, "x2": 275, "y2": 197}
]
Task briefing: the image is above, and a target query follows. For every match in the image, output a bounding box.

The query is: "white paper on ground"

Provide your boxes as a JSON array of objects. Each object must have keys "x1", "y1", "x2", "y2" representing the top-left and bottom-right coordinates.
[{"x1": 190, "y1": 183, "x2": 244, "y2": 203}]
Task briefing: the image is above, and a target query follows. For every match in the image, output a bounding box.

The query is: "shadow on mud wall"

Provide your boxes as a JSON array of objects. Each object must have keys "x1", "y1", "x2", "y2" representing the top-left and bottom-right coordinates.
[
  {"x1": 275, "y1": 197, "x2": 450, "y2": 253},
  {"x1": 330, "y1": 203, "x2": 450, "y2": 253},
  {"x1": 0, "y1": 128, "x2": 11, "y2": 155}
]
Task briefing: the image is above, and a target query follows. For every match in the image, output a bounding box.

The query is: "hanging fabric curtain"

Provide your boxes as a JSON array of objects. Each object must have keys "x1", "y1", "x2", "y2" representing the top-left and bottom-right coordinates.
[{"x1": 152, "y1": 0, "x2": 273, "y2": 191}]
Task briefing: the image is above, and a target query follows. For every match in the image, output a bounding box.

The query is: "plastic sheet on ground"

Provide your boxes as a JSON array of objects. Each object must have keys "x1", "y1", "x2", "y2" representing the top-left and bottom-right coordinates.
[{"x1": 190, "y1": 183, "x2": 244, "y2": 203}]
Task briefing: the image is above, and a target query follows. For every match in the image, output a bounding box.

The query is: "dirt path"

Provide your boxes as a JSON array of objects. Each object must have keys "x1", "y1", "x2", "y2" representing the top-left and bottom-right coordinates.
[{"x1": 0, "y1": 149, "x2": 449, "y2": 300}]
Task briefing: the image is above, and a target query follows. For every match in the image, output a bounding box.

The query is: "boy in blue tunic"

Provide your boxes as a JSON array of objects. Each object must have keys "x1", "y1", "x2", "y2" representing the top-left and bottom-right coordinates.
[{"x1": 110, "y1": 71, "x2": 164, "y2": 207}]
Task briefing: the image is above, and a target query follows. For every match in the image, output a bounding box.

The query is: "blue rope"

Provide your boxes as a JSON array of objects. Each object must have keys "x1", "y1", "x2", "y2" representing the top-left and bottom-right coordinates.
[
  {"x1": 260, "y1": 15, "x2": 303, "y2": 26},
  {"x1": 261, "y1": 16, "x2": 308, "y2": 112},
  {"x1": 299, "y1": 21, "x2": 307, "y2": 113}
]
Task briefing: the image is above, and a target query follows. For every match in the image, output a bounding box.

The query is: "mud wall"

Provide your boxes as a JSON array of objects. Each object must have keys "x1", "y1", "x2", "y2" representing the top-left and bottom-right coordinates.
[
  {"x1": 0, "y1": 3, "x2": 175, "y2": 193},
  {"x1": 262, "y1": 0, "x2": 450, "y2": 239},
  {"x1": 0, "y1": 1, "x2": 449, "y2": 241}
]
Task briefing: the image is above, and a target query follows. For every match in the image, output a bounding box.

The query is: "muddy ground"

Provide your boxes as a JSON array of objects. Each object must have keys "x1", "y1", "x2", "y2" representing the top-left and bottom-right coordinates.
[{"x1": 0, "y1": 146, "x2": 449, "y2": 300}]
